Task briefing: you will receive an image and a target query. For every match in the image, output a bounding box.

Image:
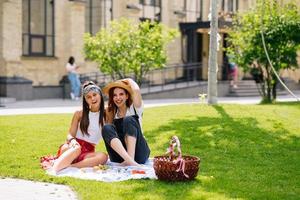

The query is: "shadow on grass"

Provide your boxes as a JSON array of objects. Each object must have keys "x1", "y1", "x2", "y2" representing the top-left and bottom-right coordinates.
[{"x1": 137, "y1": 105, "x2": 300, "y2": 200}]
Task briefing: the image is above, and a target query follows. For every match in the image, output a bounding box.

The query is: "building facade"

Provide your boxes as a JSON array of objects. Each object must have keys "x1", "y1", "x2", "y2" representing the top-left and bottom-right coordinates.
[{"x1": 0, "y1": 0, "x2": 299, "y2": 100}]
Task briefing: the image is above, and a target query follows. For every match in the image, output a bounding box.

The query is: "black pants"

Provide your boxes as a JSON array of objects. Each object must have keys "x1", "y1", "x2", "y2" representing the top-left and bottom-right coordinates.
[{"x1": 102, "y1": 116, "x2": 150, "y2": 164}]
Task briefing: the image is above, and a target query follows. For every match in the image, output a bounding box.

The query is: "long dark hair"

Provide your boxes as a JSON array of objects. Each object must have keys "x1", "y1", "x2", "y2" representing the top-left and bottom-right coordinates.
[
  {"x1": 80, "y1": 81, "x2": 104, "y2": 136},
  {"x1": 107, "y1": 87, "x2": 132, "y2": 116},
  {"x1": 68, "y1": 56, "x2": 75, "y2": 65}
]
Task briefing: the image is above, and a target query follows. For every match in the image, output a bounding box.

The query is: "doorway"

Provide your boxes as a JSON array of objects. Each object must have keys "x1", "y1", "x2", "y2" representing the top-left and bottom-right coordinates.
[{"x1": 182, "y1": 29, "x2": 202, "y2": 80}]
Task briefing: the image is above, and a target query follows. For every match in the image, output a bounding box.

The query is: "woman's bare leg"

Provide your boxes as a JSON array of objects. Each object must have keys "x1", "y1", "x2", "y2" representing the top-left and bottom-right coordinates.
[
  {"x1": 71, "y1": 152, "x2": 108, "y2": 168},
  {"x1": 58, "y1": 143, "x2": 69, "y2": 155},
  {"x1": 125, "y1": 135, "x2": 136, "y2": 160},
  {"x1": 110, "y1": 138, "x2": 139, "y2": 166},
  {"x1": 52, "y1": 145, "x2": 81, "y2": 172},
  {"x1": 234, "y1": 73, "x2": 238, "y2": 88}
]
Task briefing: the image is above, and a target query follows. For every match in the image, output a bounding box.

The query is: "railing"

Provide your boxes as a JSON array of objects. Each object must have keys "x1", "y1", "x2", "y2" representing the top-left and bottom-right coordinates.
[
  {"x1": 79, "y1": 62, "x2": 203, "y2": 94},
  {"x1": 79, "y1": 72, "x2": 113, "y2": 88},
  {"x1": 141, "y1": 62, "x2": 202, "y2": 93}
]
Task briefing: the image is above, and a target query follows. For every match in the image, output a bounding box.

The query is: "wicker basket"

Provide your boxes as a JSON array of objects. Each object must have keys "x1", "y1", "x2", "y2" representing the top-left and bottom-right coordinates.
[{"x1": 153, "y1": 136, "x2": 200, "y2": 181}]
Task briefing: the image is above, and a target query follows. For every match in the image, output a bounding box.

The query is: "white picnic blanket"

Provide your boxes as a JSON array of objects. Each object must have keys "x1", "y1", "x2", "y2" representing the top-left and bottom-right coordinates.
[{"x1": 46, "y1": 159, "x2": 157, "y2": 182}]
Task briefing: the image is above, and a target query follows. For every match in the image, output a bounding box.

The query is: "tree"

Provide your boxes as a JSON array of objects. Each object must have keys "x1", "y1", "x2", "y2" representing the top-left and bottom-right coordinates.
[
  {"x1": 83, "y1": 18, "x2": 178, "y2": 85},
  {"x1": 226, "y1": 0, "x2": 300, "y2": 103}
]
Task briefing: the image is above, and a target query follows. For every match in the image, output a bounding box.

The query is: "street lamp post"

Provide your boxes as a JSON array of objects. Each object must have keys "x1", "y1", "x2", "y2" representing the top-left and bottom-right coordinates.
[{"x1": 207, "y1": 0, "x2": 218, "y2": 105}]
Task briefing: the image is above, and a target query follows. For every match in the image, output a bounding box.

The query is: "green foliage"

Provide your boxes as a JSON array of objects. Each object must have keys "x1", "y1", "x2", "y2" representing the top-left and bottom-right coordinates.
[
  {"x1": 226, "y1": 0, "x2": 300, "y2": 102},
  {"x1": 83, "y1": 19, "x2": 179, "y2": 85},
  {"x1": 1, "y1": 103, "x2": 300, "y2": 199}
]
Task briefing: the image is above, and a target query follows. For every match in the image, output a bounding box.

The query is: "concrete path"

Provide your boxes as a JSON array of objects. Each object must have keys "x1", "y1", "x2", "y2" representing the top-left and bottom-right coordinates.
[
  {"x1": 0, "y1": 178, "x2": 77, "y2": 200},
  {"x1": 0, "y1": 94, "x2": 299, "y2": 116}
]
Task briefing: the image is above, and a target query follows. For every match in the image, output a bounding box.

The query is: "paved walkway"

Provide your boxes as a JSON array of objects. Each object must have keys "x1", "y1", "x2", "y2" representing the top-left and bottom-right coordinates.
[
  {"x1": 0, "y1": 178, "x2": 77, "y2": 200},
  {"x1": 0, "y1": 94, "x2": 299, "y2": 200},
  {"x1": 0, "y1": 94, "x2": 299, "y2": 116}
]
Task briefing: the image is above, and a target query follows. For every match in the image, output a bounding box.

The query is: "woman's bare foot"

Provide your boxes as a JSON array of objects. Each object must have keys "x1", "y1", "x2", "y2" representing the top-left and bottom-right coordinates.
[
  {"x1": 41, "y1": 157, "x2": 56, "y2": 170},
  {"x1": 120, "y1": 160, "x2": 140, "y2": 167}
]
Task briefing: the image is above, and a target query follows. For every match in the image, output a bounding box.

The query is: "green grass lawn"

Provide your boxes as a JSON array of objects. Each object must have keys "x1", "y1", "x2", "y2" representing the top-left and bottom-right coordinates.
[{"x1": 0, "y1": 103, "x2": 300, "y2": 200}]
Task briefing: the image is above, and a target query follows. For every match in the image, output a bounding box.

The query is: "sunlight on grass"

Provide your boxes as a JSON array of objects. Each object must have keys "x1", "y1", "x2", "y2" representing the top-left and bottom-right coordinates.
[{"x1": 0, "y1": 103, "x2": 300, "y2": 199}]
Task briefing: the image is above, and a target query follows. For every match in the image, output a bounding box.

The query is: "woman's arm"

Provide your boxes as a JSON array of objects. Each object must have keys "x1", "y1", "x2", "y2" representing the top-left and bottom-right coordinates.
[
  {"x1": 125, "y1": 78, "x2": 142, "y2": 108},
  {"x1": 105, "y1": 107, "x2": 114, "y2": 124},
  {"x1": 66, "y1": 111, "x2": 81, "y2": 141}
]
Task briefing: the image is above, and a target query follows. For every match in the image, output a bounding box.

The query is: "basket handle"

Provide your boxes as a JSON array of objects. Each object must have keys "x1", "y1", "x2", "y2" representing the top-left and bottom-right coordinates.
[
  {"x1": 166, "y1": 136, "x2": 182, "y2": 160},
  {"x1": 166, "y1": 136, "x2": 189, "y2": 178}
]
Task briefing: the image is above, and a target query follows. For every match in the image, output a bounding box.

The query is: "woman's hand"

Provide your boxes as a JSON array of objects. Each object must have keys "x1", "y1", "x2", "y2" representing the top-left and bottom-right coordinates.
[
  {"x1": 124, "y1": 78, "x2": 139, "y2": 90},
  {"x1": 68, "y1": 110, "x2": 81, "y2": 138},
  {"x1": 69, "y1": 138, "x2": 79, "y2": 148},
  {"x1": 123, "y1": 78, "x2": 142, "y2": 108}
]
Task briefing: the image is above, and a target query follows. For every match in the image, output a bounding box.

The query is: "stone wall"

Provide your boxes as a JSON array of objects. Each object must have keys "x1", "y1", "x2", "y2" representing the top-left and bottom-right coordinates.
[{"x1": 0, "y1": 0, "x2": 22, "y2": 77}]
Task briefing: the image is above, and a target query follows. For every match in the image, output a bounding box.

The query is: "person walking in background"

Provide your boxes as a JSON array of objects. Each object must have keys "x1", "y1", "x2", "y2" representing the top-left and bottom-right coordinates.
[
  {"x1": 228, "y1": 56, "x2": 238, "y2": 88},
  {"x1": 66, "y1": 56, "x2": 81, "y2": 100}
]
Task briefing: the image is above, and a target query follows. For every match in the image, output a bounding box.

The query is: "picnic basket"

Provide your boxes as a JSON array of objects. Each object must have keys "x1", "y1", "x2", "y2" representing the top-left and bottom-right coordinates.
[{"x1": 153, "y1": 136, "x2": 200, "y2": 181}]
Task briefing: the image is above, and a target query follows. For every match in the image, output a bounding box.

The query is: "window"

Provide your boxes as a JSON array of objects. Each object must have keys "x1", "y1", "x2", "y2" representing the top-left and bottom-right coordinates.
[
  {"x1": 184, "y1": 0, "x2": 202, "y2": 22},
  {"x1": 221, "y1": 0, "x2": 239, "y2": 13},
  {"x1": 140, "y1": 0, "x2": 160, "y2": 7},
  {"x1": 228, "y1": 0, "x2": 234, "y2": 12},
  {"x1": 85, "y1": 0, "x2": 112, "y2": 35},
  {"x1": 176, "y1": 0, "x2": 202, "y2": 22},
  {"x1": 22, "y1": 0, "x2": 55, "y2": 57},
  {"x1": 139, "y1": 0, "x2": 161, "y2": 22}
]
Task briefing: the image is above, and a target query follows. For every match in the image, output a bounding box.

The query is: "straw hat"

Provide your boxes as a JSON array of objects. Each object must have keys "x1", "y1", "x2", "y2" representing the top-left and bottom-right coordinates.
[{"x1": 102, "y1": 79, "x2": 133, "y2": 96}]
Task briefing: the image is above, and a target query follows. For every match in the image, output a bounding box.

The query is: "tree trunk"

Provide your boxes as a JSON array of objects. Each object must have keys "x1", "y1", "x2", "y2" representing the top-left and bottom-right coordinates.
[
  {"x1": 265, "y1": 65, "x2": 272, "y2": 103},
  {"x1": 136, "y1": 77, "x2": 142, "y2": 86},
  {"x1": 272, "y1": 75, "x2": 277, "y2": 100},
  {"x1": 267, "y1": 82, "x2": 271, "y2": 102},
  {"x1": 256, "y1": 63, "x2": 266, "y2": 98},
  {"x1": 134, "y1": 69, "x2": 142, "y2": 86}
]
